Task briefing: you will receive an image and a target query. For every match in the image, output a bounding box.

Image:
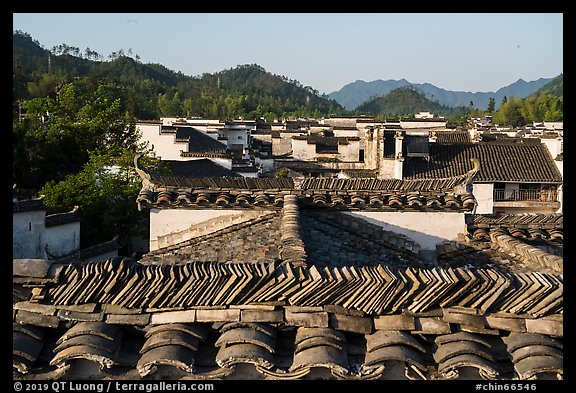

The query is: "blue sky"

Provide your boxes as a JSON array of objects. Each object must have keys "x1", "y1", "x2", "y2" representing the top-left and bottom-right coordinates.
[{"x1": 13, "y1": 13, "x2": 563, "y2": 95}]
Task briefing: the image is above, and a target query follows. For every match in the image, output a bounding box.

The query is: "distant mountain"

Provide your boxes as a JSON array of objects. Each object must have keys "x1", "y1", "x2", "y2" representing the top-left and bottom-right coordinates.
[
  {"x1": 355, "y1": 86, "x2": 460, "y2": 117},
  {"x1": 329, "y1": 77, "x2": 556, "y2": 111}
]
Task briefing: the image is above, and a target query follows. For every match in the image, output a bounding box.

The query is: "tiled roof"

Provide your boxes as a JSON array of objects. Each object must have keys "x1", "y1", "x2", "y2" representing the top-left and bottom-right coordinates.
[
  {"x1": 44, "y1": 206, "x2": 80, "y2": 227},
  {"x1": 12, "y1": 320, "x2": 563, "y2": 380},
  {"x1": 403, "y1": 143, "x2": 563, "y2": 183},
  {"x1": 135, "y1": 157, "x2": 478, "y2": 212},
  {"x1": 15, "y1": 257, "x2": 562, "y2": 318},
  {"x1": 433, "y1": 130, "x2": 471, "y2": 144},
  {"x1": 162, "y1": 159, "x2": 240, "y2": 178},
  {"x1": 338, "y1": 169, "x2": 379, "y2": 178},
  {"x1": 13, "y1": 198, "x2": 45, "y2": 213},
  {"x1": 163, "y1": 126, "x2": 227, "y2": 153},
  {"x1": 13, "y1": 201, "x2": 563, "y2": 381}
]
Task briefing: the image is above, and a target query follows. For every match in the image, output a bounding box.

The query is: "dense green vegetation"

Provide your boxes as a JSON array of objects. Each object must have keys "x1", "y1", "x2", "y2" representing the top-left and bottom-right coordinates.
[{"x1": 13, "y1": 31, "x2": 345, "y2": 121}]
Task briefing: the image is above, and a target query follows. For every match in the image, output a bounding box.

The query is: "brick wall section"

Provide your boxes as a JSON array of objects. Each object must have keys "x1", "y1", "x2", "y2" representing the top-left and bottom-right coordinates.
[
  {"x1": 141, "y1": 213, "x2": 282, "y2": 264},
  {"x1": 301, "y1": 210, "x2": 420, "y2": 267}
]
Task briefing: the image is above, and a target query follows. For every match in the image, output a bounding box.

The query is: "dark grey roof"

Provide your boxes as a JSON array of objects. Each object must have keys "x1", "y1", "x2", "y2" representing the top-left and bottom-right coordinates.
[
  {"x1": 166, "y1": 126, "x2": 227, "y2": 153},
  {"x1": 13, "y1": 199, "x2": 45, "y2": 213},
  {"x1": 403, "y1": 143, "x2": 563, "y2": 183},
  {"x1": 164, "y1": 159, "x2": 241, "y2": 178}
]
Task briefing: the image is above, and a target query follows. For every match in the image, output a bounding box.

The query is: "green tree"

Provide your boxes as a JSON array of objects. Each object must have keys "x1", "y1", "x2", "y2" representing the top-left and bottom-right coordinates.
[
  {"x1": 487, "y1": 97, "x2": 495, "y2": 113},
  {"x1": 39, "y1": 150, "x2": 167, "y2": 253}
]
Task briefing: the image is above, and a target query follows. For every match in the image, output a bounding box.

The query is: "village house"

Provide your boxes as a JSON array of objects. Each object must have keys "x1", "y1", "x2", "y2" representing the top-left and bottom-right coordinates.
[{"x1": 12, "y1": 194, "x2": 118, "y2": 264}]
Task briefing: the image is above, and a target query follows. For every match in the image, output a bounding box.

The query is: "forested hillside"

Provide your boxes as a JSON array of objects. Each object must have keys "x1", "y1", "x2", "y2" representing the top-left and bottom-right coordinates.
[
  {"x1": 354, "y1": 86, "x2": 465, "y2": 117},
  {"x1": 13, "y1": 31, "x2": 345, "y2": 121}
]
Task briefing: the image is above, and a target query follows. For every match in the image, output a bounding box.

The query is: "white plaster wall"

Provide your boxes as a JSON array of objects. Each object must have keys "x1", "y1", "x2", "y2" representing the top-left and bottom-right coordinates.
[
  {"x1": 138, "y1": 123, "x2": 183, "y2": 161},
  {"x1": 149, "y1": 209, "x2": 241, "y2": 251},
  {"x1": 333, "y1": 129, "x2": 361, "y2": 138},
  {"x1": 472, "y1": 183, "x2": 494, "y2": 214},
  {"x1": 400, "y1": 120, "x2": 447, "y2": 129},
  {"x1": 555, "y1": 159, "x2": 563, "y2": 178},
  {"x1": 45, "y1": 222, "x2": 80, "y2": 258},
  {"x1": 338, "y1": 141, "x2": 360, "y2": 162},
  {"x1": 292, "y1": 139, "x2": 316, "y2": 160},
  {"x1": 541, "y1": 138, "x2": 563, "y2": 159},
  {"x1": 13, "y1": 211, "x2": 46, "y2": 259},
  {"x1": 344, "y1": 211, "x2": 466, "y2": 251}
]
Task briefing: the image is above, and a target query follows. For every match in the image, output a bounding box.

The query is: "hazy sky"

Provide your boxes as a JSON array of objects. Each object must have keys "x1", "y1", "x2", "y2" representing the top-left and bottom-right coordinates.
[{"x1": 13, "y1": 13, "x2": 563, "y2": 95}]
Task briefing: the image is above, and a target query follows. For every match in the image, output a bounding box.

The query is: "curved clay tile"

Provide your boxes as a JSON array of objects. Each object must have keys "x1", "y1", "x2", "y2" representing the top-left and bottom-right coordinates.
[
  {"x1": 194, "y1": 192, "x2": 211, "y2": 206},
  {"x1": 140, "y1": 330, "x2": 201, "y2": 354},
  {"x1": 502, "y1": 333, "x2": 563, "y2": 353},
  {"x1": 254, "y1": 193, "x2": 270, "y2": 206},
  {"x1": 437, "y1": 353, "x2": 500, "y2": 380},
  {"x1": 295, "y1": 336, "x2": 345, "y2": 353},
  {"x1": 289, "y1": 344, "x2": 349, "y2": 375},
  {"x1": 444, "y1": 194, "x2": 461, "y2": 209},
  {"x1": 219, "y1": 322, "x2": 277, "y2": 338},
  {"x1": 50, "y1": 345, "x2": 116, "y2": 369},
  {"x1": 366, "y1": 331, "x2": 426, "y2": 353},
  {"x1": 274, "y1": 194, "x2": 285, "y2": 207},
  {"x1": 137, "y1": 345, "x2": 196, "y2": 377},
  {"x1": 54, "y1": 333, "x2": 121, "y2": 354},
  {"x1": 513, "y1": 355, "x2": 563, "y2": 380},
  {"x1": 215, "y1": 342, "x2": 275, "y2": 369},
  {"x1": 176, "y1": 191, "x2": 194, "y2": 206},
  {"x1": 364, "y1": 344, "x2": 427, "y2": 372},
  {"x1": 235, "y1": 193, "x2": 251, "y2": 206},
  {"x1": 145, "y1": 323, "x2": 209, "y2": 341},
  {"x1": 215, "y1": 193, "x2": 230, "y2": 206},
  {"x1": 433, "y1": 341, "x2": 495, "y2": 364},
  {"x1": 312, "y1": 193, "x2": 327, "y2": 206},
  {"x1": 215, "y1": 328, "x2": 276, "y2": 353},
  {"x1": 388, "y1": 194, "x2": 403, "y2": 208},
  {"x1": 256, "y1": 365, "x2": 311, "y2": 380},
  {"x1": 55, "y1": 322, "x2": 122, "y2": 344},
  {"x1": 435, "y1": 331, "x2": 494, "y2": 348},
  {"x1": 369, "y1": 194, "x2": 383, "y2": 207},
  {"x1": 156, "y1": 190, "x2": 174, "y2": 205},
  {"x1": 351, "y1": 194, "x2": 366, "y2": 207},
  {"x1": 426, "y1": 195, "x2": 442, "y2": 207},
  {"x1": 510, "y1": 344, "x2": 563, "y2": 364},
  {"x1": 295, "y1": 327, "x2": 346, "y2": 345}
]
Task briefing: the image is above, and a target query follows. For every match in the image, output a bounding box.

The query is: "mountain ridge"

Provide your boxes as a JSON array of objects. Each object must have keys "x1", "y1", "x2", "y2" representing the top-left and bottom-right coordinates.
[{"x1": 329, "y1": 77, "x2": 557, "y2": 111}]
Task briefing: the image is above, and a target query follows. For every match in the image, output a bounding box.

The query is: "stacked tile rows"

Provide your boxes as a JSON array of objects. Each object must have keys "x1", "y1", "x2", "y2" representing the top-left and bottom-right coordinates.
[
  {"x1": 13, "y1": 321, "x2": 563, "y2": 380},
  {"x1": 137, "y1": 189, "x2": 286, "y2": 210},
  {"x1": 36, "y1": 257, "x2": 562, "y2": 318},
  {"x1": 146, "y1": 174, "x2": 294, "y2": 191},
  {"x1": 490, "y1": 231, "x2": 563, "y2": 274},
  {"x1": 278, "y1": 195, "x2": 307, "y2": 265},
  {"x1": 299, "y1": 191, "x2": 476, "y2": 211},
  {"x1": 299, "y1": 176, "x2": 470, "y2": 192},
  {"x1": 470, "y1": 213, "x2": 563, "y2": 229}
]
